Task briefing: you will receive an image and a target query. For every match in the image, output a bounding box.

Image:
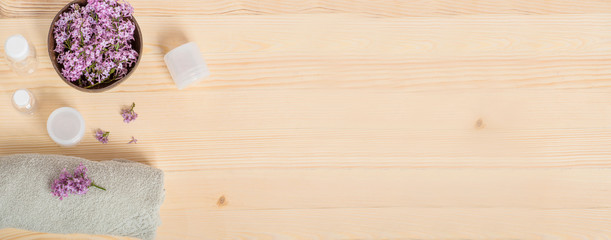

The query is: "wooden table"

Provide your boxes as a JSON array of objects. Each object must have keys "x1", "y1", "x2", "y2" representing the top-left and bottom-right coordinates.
[{"x1": 3, "y1": 0, "x2": 611, "y2": 239}]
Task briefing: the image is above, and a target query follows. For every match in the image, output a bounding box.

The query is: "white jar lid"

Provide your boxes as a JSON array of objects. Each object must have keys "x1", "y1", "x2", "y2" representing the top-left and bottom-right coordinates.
[
  {"x1": 4, "y1": 34, "x2": 29, "y2": 62},
  {"x1": 47, "y1": 107, "x2": 86, "y2": 147},
  {"x1": 164, "y1": 42, "x2": 210, "y2": 90},
  {"x1": 12, "y1": 89, "x2": 30, "y2": 107}
]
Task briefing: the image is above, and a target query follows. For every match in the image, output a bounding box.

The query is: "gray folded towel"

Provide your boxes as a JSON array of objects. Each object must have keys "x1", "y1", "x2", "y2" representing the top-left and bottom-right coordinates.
[{"x1": 0, "y1": 154, "x2": 165, "y2": 240}]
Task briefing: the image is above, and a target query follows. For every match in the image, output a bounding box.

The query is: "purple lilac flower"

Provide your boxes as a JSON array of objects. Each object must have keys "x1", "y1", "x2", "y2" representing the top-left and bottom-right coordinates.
[
  {"x1": 53, "y1": 0, "x2": 138, "y2": 88},
  {"x1": 121, "y1": 102, "x2": 138, "y2": 123},
  {"x1": 95, "y1": 129, "x2": 110, "y2": 143},
  {"x1": 128, "y1": 136, "x2": 137, "y2": 144},
  {"x1": 51, "y1": 163, "x2": 106, "y2": 200}
]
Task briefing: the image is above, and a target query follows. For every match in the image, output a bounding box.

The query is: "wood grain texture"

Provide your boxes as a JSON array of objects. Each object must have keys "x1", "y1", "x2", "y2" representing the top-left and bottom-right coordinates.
[
  {"x1": 3, "y1": 0, "x2": 611, "y2": 239},
  {"x1": 4, "y1": 0, "x2": 611, "y2": 18}
]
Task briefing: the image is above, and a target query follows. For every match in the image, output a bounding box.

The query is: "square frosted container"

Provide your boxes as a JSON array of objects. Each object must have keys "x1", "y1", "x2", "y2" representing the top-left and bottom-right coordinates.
[{"x1": 163, "y1": 42, "x2": 210, "y2": 89}]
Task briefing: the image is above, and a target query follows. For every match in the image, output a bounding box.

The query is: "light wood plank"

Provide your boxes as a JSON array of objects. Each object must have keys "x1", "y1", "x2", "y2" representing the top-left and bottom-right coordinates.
[
  {"x1": 4, "y1": 89, "x2": 611, "y2": 170},
  {"x1": 157, "y1": 207, "x2": 611, "y2": 239},
  {"x1": 4, "y1": 15, "x2": 611, "y2": 92},
  {"x1": 7, "y1": 168, "x2": 611, "y2": 239},
  {"x1": 8, "y1": 206, "x2": 611, "y2": 240},
  {"x1": 160, "y1": 169, "x2": 611, "y2": 211},
  {"x1": 3, "y1": 0, "x2": 611, "y2": 18}
]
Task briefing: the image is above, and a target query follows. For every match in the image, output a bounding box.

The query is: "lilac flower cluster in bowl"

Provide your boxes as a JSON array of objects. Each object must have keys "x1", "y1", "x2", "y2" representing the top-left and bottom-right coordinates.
[{"x1": 48, "y1": 0, "x2": 142, "y2": 92}]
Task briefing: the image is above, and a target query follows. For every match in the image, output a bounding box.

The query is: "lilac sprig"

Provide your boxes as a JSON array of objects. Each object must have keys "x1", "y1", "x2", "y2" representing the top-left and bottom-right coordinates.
[
  {"x1": 95, "y1": 129, "x2": 110, "y2": 143},
  {"x1": 51, "y1": 163, "x2": 106, "y2": 200},
  {"x1": 121, "y1": 102, "x2": 138, "y2": 123},
  {"x1": 53, "y1": 0, "x2": 138, "y2": 88}
]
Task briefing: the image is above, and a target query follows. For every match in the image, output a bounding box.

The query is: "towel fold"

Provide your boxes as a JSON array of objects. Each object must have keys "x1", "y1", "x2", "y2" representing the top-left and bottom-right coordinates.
[{"x1": 0, "y1": 154, "x2": 165, "y2": 240}]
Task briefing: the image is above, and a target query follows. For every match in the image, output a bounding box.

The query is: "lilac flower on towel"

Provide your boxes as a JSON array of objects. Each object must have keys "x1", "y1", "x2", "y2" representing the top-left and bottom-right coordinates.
[
  {"x1": 121, "y1": 102, "x2": 138, "y2": 123},
  {"x1": 51, "y1": 163, "x2": 106, "y2": 200},
  {"x1": 95, "y1": 129, "x2": 110, "y2": 143},
  {"x1": 128, "y1": 136, "x2": 137, "y2": 144}
]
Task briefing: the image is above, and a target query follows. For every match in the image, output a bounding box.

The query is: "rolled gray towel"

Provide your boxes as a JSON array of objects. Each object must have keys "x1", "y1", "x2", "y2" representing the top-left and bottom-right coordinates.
[{"x1": 0, "y1": 154, "x2": 165, "y2": 240}]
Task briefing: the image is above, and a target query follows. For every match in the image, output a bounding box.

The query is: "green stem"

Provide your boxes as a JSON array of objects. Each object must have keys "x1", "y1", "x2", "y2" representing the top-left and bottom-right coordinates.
[
  {"x1": 90, "y1": 182, "x2": 106, "y2": 191},
  {"x1": 84, "y1": 78, "x2": 112, "y2": 89}
]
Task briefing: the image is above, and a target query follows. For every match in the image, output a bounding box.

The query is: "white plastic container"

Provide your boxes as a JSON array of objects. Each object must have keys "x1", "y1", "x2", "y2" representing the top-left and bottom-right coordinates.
[
  {"x1": 47, "y1": 107, "x2": 86, "y2": 147},
  {"x1": 164, "y1": 42, "x2": 209, "y2": 89},
  {"x1": 4, "y1": 34, "x2": 37, "y2": 75},
  {"x1": 12, "y1": 89, "x2": 36, "y2": 114}
]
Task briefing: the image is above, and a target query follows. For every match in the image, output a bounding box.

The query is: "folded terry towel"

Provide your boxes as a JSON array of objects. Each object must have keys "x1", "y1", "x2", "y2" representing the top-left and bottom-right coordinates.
[{"x1": 0, "y1": 154, "x2": 165, "y2": 240}]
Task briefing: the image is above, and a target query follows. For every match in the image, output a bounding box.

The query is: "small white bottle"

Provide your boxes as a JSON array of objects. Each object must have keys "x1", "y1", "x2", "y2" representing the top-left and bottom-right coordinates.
[
  {"x1": 4, "y1": 34, "x2": 37, "y2": 75},
  {"x1": 12, "y1": 89, "x2": 36, "y2": 114}
]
